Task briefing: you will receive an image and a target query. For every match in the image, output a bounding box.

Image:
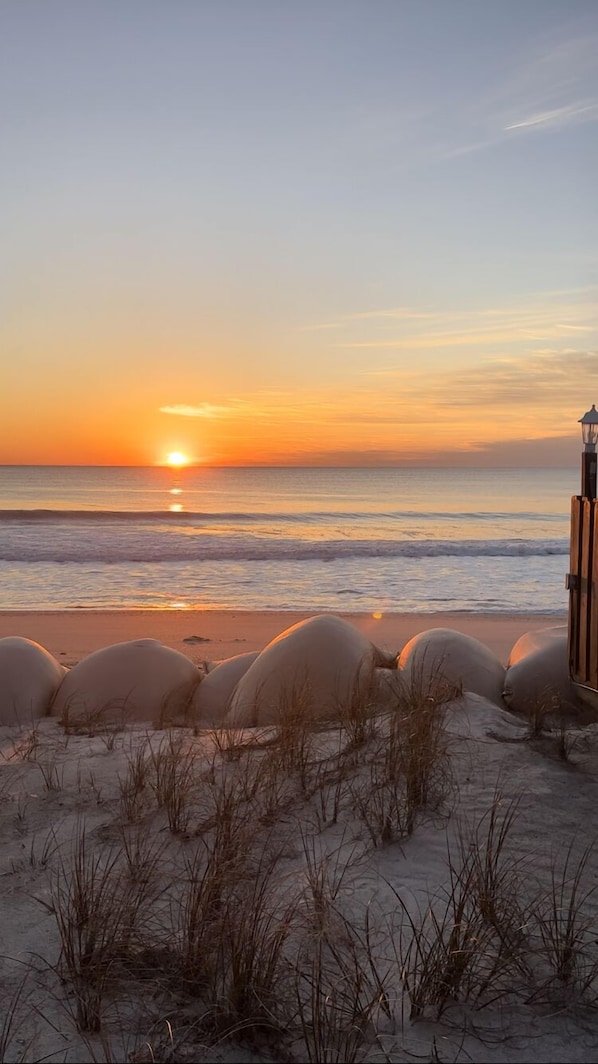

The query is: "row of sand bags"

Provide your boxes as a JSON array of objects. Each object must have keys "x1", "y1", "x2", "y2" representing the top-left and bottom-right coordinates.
[{"x1": 0, "y1": 616, "x2": 591, "y2": 729}]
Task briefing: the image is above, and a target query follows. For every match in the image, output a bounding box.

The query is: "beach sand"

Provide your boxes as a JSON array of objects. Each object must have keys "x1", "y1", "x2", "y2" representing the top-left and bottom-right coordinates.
[
  {"x1": 2, "y1": 607, "x2": 598, "y2": 1064},
  {"x1": 0, "y1": 608, "x2": 567, "y2": 667}
]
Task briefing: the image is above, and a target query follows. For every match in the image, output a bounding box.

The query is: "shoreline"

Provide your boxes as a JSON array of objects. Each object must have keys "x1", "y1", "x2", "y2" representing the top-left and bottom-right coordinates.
[{"x1": 0, "y1": 608, "x2": 568, "y2": 667}]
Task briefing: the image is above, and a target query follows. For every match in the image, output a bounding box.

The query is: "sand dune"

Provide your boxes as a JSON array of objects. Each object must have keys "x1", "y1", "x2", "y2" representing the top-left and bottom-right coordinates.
[{"x1": 1, "y1": 609, "x2": 597, "y2": 1064}]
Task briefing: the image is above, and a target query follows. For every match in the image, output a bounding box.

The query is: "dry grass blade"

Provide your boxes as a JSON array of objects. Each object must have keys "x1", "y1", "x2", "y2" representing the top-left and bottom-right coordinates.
[
  {"x1": 294, "y1": 903, "x2": 391, "y2": 1063},
  {"x1": 396, "y1": 665, "x2": 454, "y2": 830},
  {"x1": 271, "y1": 675, "x2": 316, "y2": 784},
  {"x1": 521, "y1": 687, "x2": 559, "y2": 739},
  {"x1": 458, "y1": 788, "x2": 529, "y2": 955},
  {"x1": 534, "y1": 840, "x2": 598, "y2": 998},
  {"x1": 351, "y1": 766, "x2": 410, "y2": 847},
  {"x1": 212, "y1": 844, "x2": 299, "y2": 1033},
  {"x1": 51, "y1": 823, "x2": 145, "y2": 1031},
  {"x1": 196, "y1": 763, "x2": 255, "y2": 856},
  {"x1": 177, "y1": 824, "x2": 298, "y2": 1044},
  {"x1": 336, "y1": 662, "x2": 381, "y2": 750},
  {"x1": 178, "y1": 840, "x2": 227, "y2": 991},
  {"x1": 118, "y1": 737, "x2": 152, "y2": 823},
  {"x1": 0, "y1": 970, "x2": 36, "y2": 1063},
  {"x1": 37, "y1": 756, "x2": 63, "y2": 793},
  {"x1": 392, "y1": 791, "x2": 528, "y2": 1020},
  {"x1": 148, "y1": 732, "x2": 198, "y2": 834},
  {"x1": 178, "y1": 770, "x2": 257, "y2": 992},
  {"x1": 208, "y1": 724, "x2": 255, "y2": 762},
  {"x1": 299, "y1": 827, "x2": 361, "y2": 933},
  {"x1": 352, "y1": 666, "x2": 453, "y2": 846},
  {"x1": 60, "y1": 696, "x2": 129, "y2": 736},
  {"x1": 395, "y1": 872, "x2": 491, "y2": 1021},
  {"x1": 294, "y1": 939, "x2": 370, "y2": 1064}
]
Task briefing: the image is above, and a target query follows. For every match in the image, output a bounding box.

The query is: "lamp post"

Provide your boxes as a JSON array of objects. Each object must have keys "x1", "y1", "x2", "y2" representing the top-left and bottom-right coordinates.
[{"x1": 578, "y1": 404, "x2": 598, "y2": 500}]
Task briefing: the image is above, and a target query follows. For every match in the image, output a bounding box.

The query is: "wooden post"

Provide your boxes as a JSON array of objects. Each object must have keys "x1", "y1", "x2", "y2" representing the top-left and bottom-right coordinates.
[
  {"x1": 568, "y1": 413, "x2": 598, "y2": 698},
  {"x1": 567, "y1": 496, "x2": 582, "y2": 680},
  {"x1": 568, "y1": 495, "x2": 598, "y2": 690},
  {"x1": 590, "y1": 499, "x2": 598, "y2": 691},
  {"x1": 582, "y1": 451, "x2": 597, "y2": 500},
  {"x1": 579, "y1": 498, "x2": 593, "y2": 684}
]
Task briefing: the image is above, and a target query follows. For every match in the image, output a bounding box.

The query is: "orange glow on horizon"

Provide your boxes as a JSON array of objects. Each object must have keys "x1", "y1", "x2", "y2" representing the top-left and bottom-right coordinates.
[{"x1": 0, "y1": 369, "x2": 583, "y2": 468}]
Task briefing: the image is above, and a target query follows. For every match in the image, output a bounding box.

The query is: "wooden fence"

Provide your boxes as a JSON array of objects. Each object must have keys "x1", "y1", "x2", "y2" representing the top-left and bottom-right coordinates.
[{"x1": 567, "y1": 495, "x2": 598, "y2": 691}]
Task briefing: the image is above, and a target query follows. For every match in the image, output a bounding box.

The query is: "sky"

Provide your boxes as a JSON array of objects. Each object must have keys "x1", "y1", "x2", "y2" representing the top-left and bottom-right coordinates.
[{"x1": 1, "y1": 0, "x2": 597, "y2": 467}]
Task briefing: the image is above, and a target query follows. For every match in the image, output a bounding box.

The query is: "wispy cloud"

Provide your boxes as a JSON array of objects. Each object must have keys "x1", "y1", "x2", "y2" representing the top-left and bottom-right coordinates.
[
  {"x1": 303, "y1": 289, "x2": 597, "y2": 361},
  {"x1": 346, "y1": 308, "x2": 436, "y2": 322},
  {"x1": 313, "y1": 28, "x2": 598, "y2": 170},
  {"x1": 166, "y1": 350, "x2": 594, "y2": 425},
  {"x1": 554, "y1": 323, "x2": 594, "y2": 332},
  {"x1": 505, "y1": 99, "x2": 598, "y2": 132},
  {"x1": 336, "y1": 327, "x2": 549, "y2": 351},
  {"x1": 159, "y1": 403, "x2": 234, "y2": 418},
  {"x1": 300, "y1": 322, "x2": 342, "y2": 332},
  {"x1": 350, "y1": 349, "x2": 598, "y2": 443},
  {"x1": 431, "y1": 33, "x2": 598, "y2": 160},
  {"x1": 435, "y1": 350, "x2": 598, "y2": 409},
  {"x1": 302, "y1": 308, "x2": 436, "y2": 330},
  {"x1": 306, "y1": 287, "x2": 598, "y2": 340}
]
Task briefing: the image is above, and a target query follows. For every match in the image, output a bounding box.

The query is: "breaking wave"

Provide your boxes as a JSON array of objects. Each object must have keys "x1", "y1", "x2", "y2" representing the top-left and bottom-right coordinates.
[{"x1": 0, "y1": 533, "x2": 569, "y2": 564}]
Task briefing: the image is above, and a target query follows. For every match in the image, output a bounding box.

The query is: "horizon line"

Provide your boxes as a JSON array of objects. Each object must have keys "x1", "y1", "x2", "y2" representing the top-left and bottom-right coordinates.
[{"x1": 0, "y1": 462, "x2": 580, "y2": 471}]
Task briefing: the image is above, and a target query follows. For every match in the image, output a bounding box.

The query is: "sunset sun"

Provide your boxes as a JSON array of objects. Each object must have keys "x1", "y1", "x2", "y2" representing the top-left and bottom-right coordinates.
[{"x1": 166, "y1": 451, "x2": 189, "y2": 468}]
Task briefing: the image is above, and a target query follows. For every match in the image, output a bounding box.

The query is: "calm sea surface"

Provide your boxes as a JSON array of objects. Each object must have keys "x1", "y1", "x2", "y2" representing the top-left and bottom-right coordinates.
[{"x1": 0, "y1": 465, "x2": 577, "y2": 613}]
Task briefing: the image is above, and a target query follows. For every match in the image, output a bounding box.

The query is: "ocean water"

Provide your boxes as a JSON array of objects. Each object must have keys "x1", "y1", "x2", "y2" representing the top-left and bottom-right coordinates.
[{"x1": 0, "y1": 465, "x2": 577, "y2": 613}]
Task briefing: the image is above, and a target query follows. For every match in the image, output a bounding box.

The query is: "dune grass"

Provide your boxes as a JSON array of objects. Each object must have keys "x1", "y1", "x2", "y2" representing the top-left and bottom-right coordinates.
[{"x1": 2, "y1": 666, "x2": 598, "y2": 1064}]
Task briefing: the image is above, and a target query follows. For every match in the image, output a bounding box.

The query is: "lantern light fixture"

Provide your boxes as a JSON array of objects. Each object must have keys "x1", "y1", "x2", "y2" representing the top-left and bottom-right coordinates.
[
  {"x1": 578, "y1": 405, "x2": 598, "y2": 500},
  {"x1": 579, "y1": 404, "x2": 598, "y2": 453}
]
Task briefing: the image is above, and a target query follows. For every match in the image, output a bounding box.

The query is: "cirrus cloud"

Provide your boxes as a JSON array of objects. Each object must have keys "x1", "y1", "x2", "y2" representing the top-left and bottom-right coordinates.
[{"x1": 159, "y1": 403, "x2": 234, "y2": 418}]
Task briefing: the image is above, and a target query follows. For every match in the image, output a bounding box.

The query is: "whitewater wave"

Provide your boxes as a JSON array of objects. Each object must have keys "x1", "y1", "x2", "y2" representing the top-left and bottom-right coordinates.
[
  {"x1": 0, "y1": 507, "x2": 569, "y2": 524},
  {"x1": 0, "y1": 535, "x2": 569, "y2": 564}
]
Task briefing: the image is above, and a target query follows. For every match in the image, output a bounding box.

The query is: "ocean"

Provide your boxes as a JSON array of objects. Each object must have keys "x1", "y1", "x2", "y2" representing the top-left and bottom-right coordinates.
[{"x1": 0, "y1": 465, "x2": 577, "y2": 613}]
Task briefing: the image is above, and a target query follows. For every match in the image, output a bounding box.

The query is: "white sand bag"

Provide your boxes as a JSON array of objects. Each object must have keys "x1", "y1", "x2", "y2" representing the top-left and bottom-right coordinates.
[
  {"x1": 51, "y1": 638, "x2": 200, "y2": 727},
  {"x1": 398, "y1": 627, "x2": 506, "y2": 706},
  {"x1": 0, "y1": 636, "x2": 66, "y2": 725},
  {"x1": 191, "y1": 650, "x2": 259, "y2": 724},
  {"x1": 226, "y1": 614, "x2": 384, "y2": 726},
  {"x1": 507, "y1": 625, "x2": 568, "y2": 666},
  {"x1": 503, "y1": 626, "x2": 583, "y2": 717}
]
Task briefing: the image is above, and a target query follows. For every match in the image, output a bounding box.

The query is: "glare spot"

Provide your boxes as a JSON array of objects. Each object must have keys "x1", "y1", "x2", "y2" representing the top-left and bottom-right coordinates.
[
  {"x1": 166, "y1": 451, "x2": 189, "y2": 467},
  {"x1": 372, "y1": 611, "x2": 383, "y2": 620}
]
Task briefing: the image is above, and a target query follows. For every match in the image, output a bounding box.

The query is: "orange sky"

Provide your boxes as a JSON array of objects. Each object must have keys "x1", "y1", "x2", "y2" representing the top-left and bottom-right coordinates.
[
  {"x1": 2, "y1": 290, "x2": 595, "y2": 466},
  {"x1": 2, "y1": 5, "x2": 597, "y2": 467}
]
